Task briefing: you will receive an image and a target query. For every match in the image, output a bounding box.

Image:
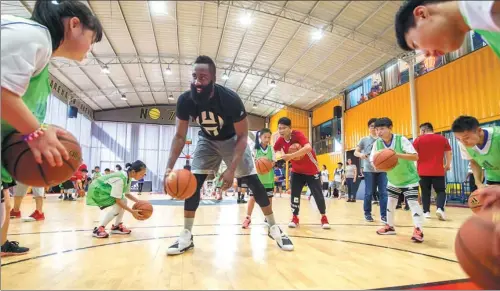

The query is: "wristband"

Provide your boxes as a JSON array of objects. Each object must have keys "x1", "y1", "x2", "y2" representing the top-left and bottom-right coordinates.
[{"x1": 23, "y1": 124, "x2": 48, "y2": 142}]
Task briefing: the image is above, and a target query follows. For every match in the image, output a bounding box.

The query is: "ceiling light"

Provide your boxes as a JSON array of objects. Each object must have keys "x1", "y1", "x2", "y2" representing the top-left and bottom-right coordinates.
[
  {"x1": 252, "y1": 103, "x2": 258, "y2": 109},
  {"x1": 269, "y1": 80, "x2": 277, "y2": 88},
  {"x1": 311, "y1": 29, "x2": 324, "y2": 41},
  {"x1": 221, "y1": 72, "x2": 229, "y2": 80},
  {"x1": 168, "y1": 94, "x2": 174, "y2": 101},
  {"x1": 165, "y1": 67, "x2": 172, "y2": 75},
  {"x1": 120, "y1": 94, "x2": 127, "y2": 101},
  {"x1": 240, "y1": 12, "x2": 252, "y2": 26},
  {"x1": 51, "y1": 0, "x2": 59, "y2": 4},
  {"x1": 149, "y1": 1, "x2": 167, "y2": 15},
  {"x1": 101, "y1": 65, "x2": 110, "y2": 74}
]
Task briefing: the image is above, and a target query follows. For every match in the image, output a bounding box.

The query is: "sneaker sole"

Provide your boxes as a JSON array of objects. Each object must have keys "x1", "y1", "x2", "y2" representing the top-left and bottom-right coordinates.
[
  {"x1": 110, "y1": 230, "x2": 131, "y2": 235},
  {"x1": 92, "y1": 233, "x2": 109, "y2": 238},
  {"x1": 321, "y1": 224, "x2": 331, "y2": 229},
  {"x1": 376, "y1": 231, "x2": 396, "y2": 235},
  {"x1": 1, "y1": 251, "x2": 29, "y2": 257},
  {"x1": 436, "y1": 213, "x2": 445, "y2": 221},
  {"x1": 411, "y1": 237, "x2": 424, "y2": 243},
  {"x1": 288, "y1": 224, "x2": 297, "y2": 228},
  {"x1": 166, "y1": 243, "x2": 194, "y2": 256}
]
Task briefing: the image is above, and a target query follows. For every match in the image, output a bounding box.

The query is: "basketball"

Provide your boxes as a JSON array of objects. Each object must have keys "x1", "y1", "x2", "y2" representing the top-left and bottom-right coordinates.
[
  {"x1": 132, "y1": 200, "x2": 153, "y2": 220},
  {"x1": 288, "y1": 143, "x2": 303, "y2": 160},
  {"x1": 469, "y1": 186, "x2": 500, "y2": 213},
  {"x1": 373, "y1": 149, "x2": 398, "y2": 171},
  {"x1": 454, "y1": 208, "x2": 500, "y2": 289},
  {"x1": 255, "y1": 157, "x2": 273, "y2": 175},
  {"x1": 468, "y1": 190, "x2": 484, "y2": 213},
  {"x1": 1, "y1": 125, "x2": 83, "y2": 187},
  {"x1": 164, "y1": 169, "x2": 197, "y2": 200},
  {"x1": 77, "y1": 189, "x2": 86, "y2": 197}
]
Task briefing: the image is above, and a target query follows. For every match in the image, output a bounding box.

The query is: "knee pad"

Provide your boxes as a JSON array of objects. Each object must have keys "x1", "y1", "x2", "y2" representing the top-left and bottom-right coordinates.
[
  {"x1": 243, "y1": 175, "x2": 270, "y2": 208},
  {"x1": 184, "y1": 174, "x2": 206, "y2": 211}
]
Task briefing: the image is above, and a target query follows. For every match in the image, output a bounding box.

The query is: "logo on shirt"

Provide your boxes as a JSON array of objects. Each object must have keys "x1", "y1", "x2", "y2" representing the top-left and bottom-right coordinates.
[{"x1": 196, "y1": 111, "x2": 224, "y2": 137}]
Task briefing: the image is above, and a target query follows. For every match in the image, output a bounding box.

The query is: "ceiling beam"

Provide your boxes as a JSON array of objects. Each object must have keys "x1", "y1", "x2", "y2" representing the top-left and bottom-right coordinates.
[
  {"x1": 214, "y1": 3, "x2": 230, "y2": 62},
  {"x1": 175, "y1": 1, "x2": 183, "y2": 96}
]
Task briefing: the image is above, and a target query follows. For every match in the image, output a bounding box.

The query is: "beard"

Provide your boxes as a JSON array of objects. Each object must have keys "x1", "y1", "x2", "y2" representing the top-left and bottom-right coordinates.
[{"x1": 190, "y1": 82, "x2": 214, "y2": 107}]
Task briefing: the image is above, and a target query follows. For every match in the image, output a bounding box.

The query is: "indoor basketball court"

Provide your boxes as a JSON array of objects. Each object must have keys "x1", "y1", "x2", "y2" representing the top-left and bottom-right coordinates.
[{"x1": 1, "y1": 0, "x2": 500, "y2": 290}]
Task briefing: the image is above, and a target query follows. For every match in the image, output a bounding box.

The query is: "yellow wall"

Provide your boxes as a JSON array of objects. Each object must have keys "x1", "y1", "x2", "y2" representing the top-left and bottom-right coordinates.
[
  {"x1": 416, "y1": 47, "x2": 500, "y2": 132},
  {"x1": 316, "y1": 153, "x2": 343, "y2": 177},
  {"x1": 344, "y1": 84, "x2": 412, "y2": 150},
  {"x1": 312, "y1": 98, "x2": 341, "y2": 126},
  {"x1": 269, "y1": 107, "x2": 309, "y2": 139}
]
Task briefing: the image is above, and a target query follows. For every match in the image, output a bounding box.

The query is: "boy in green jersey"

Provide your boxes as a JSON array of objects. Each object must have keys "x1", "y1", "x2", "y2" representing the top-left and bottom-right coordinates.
[
  {"x1": 87, "y1": 161, "x2": 147, "y2": 238},
  {"x1": 395, "y1": 1, "x2": 500, "y2": 58},
  {"x1": 370, "y1": 118, "x2": 425, "y2": 243},
  {"x1": 242, "y1": 129, "x2": 276, "y2": 229},
  {"x1": 452, "y1": 116, "x2": 500, "y2": 188}
]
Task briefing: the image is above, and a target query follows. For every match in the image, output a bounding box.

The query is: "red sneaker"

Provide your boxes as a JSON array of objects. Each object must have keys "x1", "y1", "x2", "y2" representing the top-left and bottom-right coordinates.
[
  {"x1": 411, "y1": 227, "x2": 424, "y2": 243},
  {"x1": 321, "y1": 215, "x2": 331, "y2": 229},
  {"x1": 22, "y1": 210, "x2": 45, "y2": 222},
  {"x1": 93, "y1": 226, "x2": 109, "y2": 238},
  {"x1": 111, "y1": 223, "x2": 131, "y2": 235},
  {"x1": 9, "y1": 209, "x2": 21, "y2": 219},
  {"x1": 376, "y1": 224, "x2": 396, "y2": 235},
  {"x1": 288, "y1": 215, "x2": 299, "y2": 228}
]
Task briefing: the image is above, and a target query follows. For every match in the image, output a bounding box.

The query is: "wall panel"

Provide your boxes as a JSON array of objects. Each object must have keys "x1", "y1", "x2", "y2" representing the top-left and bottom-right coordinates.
[{"x1": 312, "y1": 98, "x2": 341, "y2": 126}]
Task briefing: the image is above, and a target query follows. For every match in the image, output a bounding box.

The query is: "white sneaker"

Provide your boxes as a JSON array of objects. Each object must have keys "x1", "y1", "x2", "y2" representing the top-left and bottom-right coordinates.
[
  {"x1": 436, "y1": 208, "x2": 446, "y2": 221},
  {"x1": 268, "y1": 225, "x2": 294, "y2": 251},
  {"x1": 424, "y1": 212, "x2": 431, "y2": 219},
  {"x1": 166, "y1": 229, "x2": 194, "y2": 256}
]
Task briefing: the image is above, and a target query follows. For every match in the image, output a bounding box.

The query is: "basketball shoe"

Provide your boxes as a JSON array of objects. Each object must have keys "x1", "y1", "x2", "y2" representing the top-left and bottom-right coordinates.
[
  {"x1": 167, "y1": 229, "x2": 194, "y2": 256},
  {"x1": 268, "y1": 225, "x2": 294, "y2": 251}
]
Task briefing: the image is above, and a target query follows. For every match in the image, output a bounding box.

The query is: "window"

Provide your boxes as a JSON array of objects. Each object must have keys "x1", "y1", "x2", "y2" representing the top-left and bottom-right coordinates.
[
  {"x1": 346, "y1": 69, "x2": 384, "y2": 109},
  {"x1": 312, "y1": 120, "x2": 333, "y2": 155}
]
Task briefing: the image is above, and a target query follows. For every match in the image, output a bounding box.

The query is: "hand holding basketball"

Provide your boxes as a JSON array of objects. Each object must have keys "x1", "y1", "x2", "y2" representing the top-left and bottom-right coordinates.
[
  {"x1": 470, "y1": 185, "x2": 500, "y2": 213},
  {"x1": 132, "y1": 201, "x2": 153, "y2": 220},
  {"x1": 255, "y1": 157, "x2": 273, "y2": 175},
  {"x1": 28, "y1": 125, "x2": 70, "y2": 167},
  {"x1": 373, "y1": 149, "x2": 398, "y2": 171}
]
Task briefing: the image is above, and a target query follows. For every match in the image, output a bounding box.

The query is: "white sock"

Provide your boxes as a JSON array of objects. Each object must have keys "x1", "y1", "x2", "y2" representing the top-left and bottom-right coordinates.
[
  {"x1": 386, "y1": 197, "x2": 398, "y2": 227},
  {"x1": 99, "y1": 204, "x2": 120, "y2": 227},
  {"x1": 114, "y1": 198, "x2": 126, "y2": 225},
  {"x1": 407, "y1": 199, "x2": 423, "y2": 229}
]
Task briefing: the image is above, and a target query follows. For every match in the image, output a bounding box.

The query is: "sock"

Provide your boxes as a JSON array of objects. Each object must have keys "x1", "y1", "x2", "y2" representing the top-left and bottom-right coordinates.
[
  {"x1": 184, "y1": 217, "x2": 194, "y2": 232},
  {"x1": 64, "y1": 193, "x2": 68, "y2": 198},
  {"x1": 407, "y1": 199, "x2": 423, "y2": 229},
  {"x1": 114, "y1": 207, "x2": 125, "y2": 226},
  {"x1": 265, "y1": 213, "x2": 276, "y2": 227},
  {"x1": 387, "y1": 197, "x2": 398, "y2": 227},
  {"x1": 99, "y1": 205, "x2": 119, "y2": 228}
]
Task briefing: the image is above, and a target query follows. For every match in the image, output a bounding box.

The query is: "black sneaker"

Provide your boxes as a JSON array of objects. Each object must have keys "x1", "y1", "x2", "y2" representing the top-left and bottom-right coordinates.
[
  {"x1": 58, "y1": 194, "x2": 63, "y2": 199},
  {"x1": 365, "y1": 215, "x2": 375, "y2": 222},
  {"x1": 1, "y1": 240, "x2": 29, "y2": 257}
]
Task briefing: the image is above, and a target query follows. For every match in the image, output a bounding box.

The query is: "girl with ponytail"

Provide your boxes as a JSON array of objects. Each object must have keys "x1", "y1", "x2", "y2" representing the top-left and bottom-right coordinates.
[
  {"x1": 86, "y1": 160, "x2": 147, "y2": 238},
  {"x1": 242, "y1": 128, "x2": 276, "y2": 229}
]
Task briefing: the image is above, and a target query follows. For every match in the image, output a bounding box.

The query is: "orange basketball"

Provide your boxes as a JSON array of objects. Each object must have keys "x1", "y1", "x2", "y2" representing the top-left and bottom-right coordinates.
[
  {"x1": 469, "y1": 186, "x2": 500, "y2": 213},
  {"x1": 373, "y1": 149, "x2": 398, "y2": 171},
  {"x1": 164, "y1": 169, "x2": 197, "y2": 200},
  {"x1": 255, "y1": 158, "x2": 273, "y2": 175},
  {"x1": 454, "y1": 208, "x2": 500, "y2": 289},
  {"x1": 288, "y1": 143, "x2": 303, "y2": 160},
  {"x1": 132, "y1": 201, "x2": 153, "y2": 220},
  {"x1": 1, "y1": 125, "x2": 83, "y2": 187},
  {"x1": 468, "y1": 191, "x2": 485, "y2": 213},
  {"x1": 77, "y1": 189, "x2": 86, "y2": 197}
]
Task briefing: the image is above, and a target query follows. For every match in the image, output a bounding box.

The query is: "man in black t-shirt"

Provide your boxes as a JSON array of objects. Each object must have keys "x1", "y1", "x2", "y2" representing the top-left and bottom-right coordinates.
[{"x1": 164, "y1": 56, "x2": 293, "y2": 255}]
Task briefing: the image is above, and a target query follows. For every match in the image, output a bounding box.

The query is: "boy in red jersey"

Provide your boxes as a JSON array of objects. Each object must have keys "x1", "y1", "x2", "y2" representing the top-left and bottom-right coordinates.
[{"x1": 274, "y1": 117, "x2": 330, "y2": 229}]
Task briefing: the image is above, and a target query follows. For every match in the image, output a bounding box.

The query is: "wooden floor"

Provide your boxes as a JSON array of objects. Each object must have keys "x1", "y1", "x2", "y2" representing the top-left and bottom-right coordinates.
[{"x1": 1, "y1": 193, "x2": 471, "y2": 290}]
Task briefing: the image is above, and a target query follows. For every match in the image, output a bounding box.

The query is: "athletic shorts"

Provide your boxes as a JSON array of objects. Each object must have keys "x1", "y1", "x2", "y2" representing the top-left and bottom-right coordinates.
[
  {"x1": 192, "y1": 135, "x2": 256, "y2": 178},
  {"x1": 249, "y1": 187, "x2": 274, "y2": 198},
  {"x1": 61, "y1": 180, "x2": 75, "y2": 190},
  {"x1": 2, "y1": 180, "x2": 17, "y2": 190},
  {"x1": 14, "y1": 182, "x2": 44, "y2": 197},
  {"x1": 322, "y1": 182, "x2": 329, "y2": 190},
  {"x1": 274, "y1": 181, "x2": 282, "y2": 187},
  {"x1": 237, "y1": 178, "x2": 248, "y2": 189},
  {"x1": 487, "y1": 181, "x2": 500, "y2": 185}
]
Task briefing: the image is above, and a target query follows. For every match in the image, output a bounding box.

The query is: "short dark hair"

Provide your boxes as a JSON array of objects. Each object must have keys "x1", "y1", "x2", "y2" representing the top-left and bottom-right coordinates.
[
  {"x1": 420, "y1": 122, "x2": 434, "y2": 132},
  {"x1": 278, "y1": 117, "x2": 292, "y2": 127},
  {"x1": 31, "y1": 0, "x2": 103, "y2": 51},
  {"x1": 452, "y1": 116, "x2": 480, "y2": 132},
  {"x1": 374, "y1": 117, "x2": 393, "y2": 128},
  {"x1": 81, "y1": 169, "x2": 88, "y2": 173},
  {"x1": 368, "y1": 118, "x2": 378, "y2": 127},
  {"x1": 115, "y1": 165, "x2": 122, "y2": 171},
  {"x1": 395, "y1": 0, "x2": 444, "y2": 51},
  {"x1": 194, "y1": 55, "x2": 216, "y2": 80},
  {"x1": 337, "y1": 162, "x2": 343, "y2": 166},
  {"x1": 104, "y1": 168, "x2": 110, "y2": 172}
]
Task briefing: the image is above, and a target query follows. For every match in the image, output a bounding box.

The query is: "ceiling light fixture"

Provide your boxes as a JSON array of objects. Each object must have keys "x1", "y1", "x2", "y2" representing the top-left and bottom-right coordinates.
[
  {"x1": 221, "y1": 72, "x2": 229, "y2": 80},
  {"x1": 101, "y1": 65, "x2": 110, "y2": 74},
  {"x1": 240, "y1": 12, "x2": 252, "y2": 26},
  {"x1": 120, "y1": 94, "x2": 127, "y2": 101},
  {"x1": 311, "y1": 29, "x2": 324, "y2": 41},
  {"x1": 165, "y1": 66, "x2": 172, "y2": 75},
  {"x1": 269, "y1": 80, "x2": 277, "y2": 88},
  {"x1": 168, "y1": 94, "x2": 174, "y2": 101},
  {"x1": 252, "y1": 103, "x2": 258, "y2": 109},
  {"x1": 149, "y1": 1, "x2": 167, "y2": 15}
]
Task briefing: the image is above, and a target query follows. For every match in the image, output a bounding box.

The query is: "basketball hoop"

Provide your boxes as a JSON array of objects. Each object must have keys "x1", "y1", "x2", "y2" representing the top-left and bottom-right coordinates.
[
  {"x1": 185, "y1": 154, "x2": 191, "y2": 159},
  {"x1": 185, "y1": 138, "x2": 192, "y2": 145}
]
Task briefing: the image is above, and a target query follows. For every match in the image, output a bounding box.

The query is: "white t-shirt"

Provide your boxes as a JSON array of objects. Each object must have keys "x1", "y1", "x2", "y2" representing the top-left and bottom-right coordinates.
[
  {"x1": 1, "y1": 15, "x2": 52, "y2": 96},
  {"x1": 333, "y1": 168, "x2": 344, "y2": 182},
  {"x1": 458, "y1": 128, "x2": 493, "y2": 161},
  {"x1": 458, "y1": 1, "x2": 500, "y2": 32},
  {"x1": 370, "y1": 135, "x2": 419, "y2": 188},
  {"x1": 320, "y1": 170, "x2": 329, "y2": 183},
  {"x1": 107, "y1": 177, "x2": 125, "y2": 199}
]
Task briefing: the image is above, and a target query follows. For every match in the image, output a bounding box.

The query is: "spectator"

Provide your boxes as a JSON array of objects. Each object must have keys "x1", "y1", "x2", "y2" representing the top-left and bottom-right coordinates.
[
  {"x1": 332, "y1": 163, "x2": 344, "y2": 198},
  {"x1": 321, "y1": 165, "x2": 329, "y2": 197},
  {"x1": 344, "y1": 159, "x2": 357, "y2": 202}
]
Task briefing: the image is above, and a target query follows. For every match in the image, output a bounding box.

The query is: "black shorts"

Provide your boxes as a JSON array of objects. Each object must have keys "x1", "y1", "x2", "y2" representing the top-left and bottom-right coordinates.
[
  {"x1": 274, "y1": 181, "x2": 282, "y2": 187},
  {"x1": 322, "y1": 182, "x2": 329, "y2": 190},
  {"x1": 237, "y1": 178, "x2": 248, "y2": 189},
  {"x1": 61, "y1": 180, "x2": 75, "y2": 189},
  {"x1": 487, "y1": 180, "x2": 500, "y2": 185},
  {"x1": 2, "y1": 180, "x2": 17, "y2": 189},
  {"x1": 249, "y1": 187, "x2": 274, "y2": 198}
]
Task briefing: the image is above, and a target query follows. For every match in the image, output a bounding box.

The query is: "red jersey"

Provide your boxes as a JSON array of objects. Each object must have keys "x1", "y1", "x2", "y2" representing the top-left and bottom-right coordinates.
[
  {"x1": 413, "y1": 134, "x2": 451, "y2": 176},
  {"x1": 71, "y1": 163, "x2": 87, "y2": 181},
  {"x1": 273, "y1": 130, "x2": 319, "y2": 175}
]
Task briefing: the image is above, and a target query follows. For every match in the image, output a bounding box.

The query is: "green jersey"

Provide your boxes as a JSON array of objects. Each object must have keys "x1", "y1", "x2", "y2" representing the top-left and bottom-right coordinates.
[
  {"x1": 86, "y1": 171, "x2": 131, "y2": 208},
  {"x1": 375, "y1": 134, "x2": 420, "y2": 188},
  {"x1": 459, "y1": 1, "x2": 500, "y2": 58},
  {"x1": 254, "y1": 145, "x2": 275, "y2": 189},
  {"x1": 462, "y1": 127, "x2": 500, "y2": 182},
  {"x1": 93, "y1": 172, "x2": 102, "y2": 180}
]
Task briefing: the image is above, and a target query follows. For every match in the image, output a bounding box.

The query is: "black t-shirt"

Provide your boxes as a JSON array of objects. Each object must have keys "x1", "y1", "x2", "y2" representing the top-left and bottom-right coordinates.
[{"x1": 176, "y1": 84, "x2": 247, "y2": 140}]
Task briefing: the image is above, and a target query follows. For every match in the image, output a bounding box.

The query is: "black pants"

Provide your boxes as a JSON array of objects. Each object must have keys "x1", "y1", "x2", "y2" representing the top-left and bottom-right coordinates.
[
  {"x1": 290, "y1": 172, "x2": 326, "y2": 216},
  {"x1": 346, "y1": 178, "x2": 355, "y2": 200},
  {"x1": 419, "y1": 176, "x2": 446, "y2": 212},
  {"x1": 138, "y1": 182, "x2": 144, "y2": 193}
]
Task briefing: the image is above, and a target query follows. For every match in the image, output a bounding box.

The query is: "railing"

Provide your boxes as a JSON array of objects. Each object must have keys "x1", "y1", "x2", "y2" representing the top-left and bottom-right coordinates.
[{"x1": 313, "y1": 137, "x2": 340, "y2": 155}]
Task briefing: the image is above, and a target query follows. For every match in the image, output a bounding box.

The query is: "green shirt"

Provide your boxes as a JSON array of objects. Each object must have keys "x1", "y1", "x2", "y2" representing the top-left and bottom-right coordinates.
[
  {"x1": 86, "y1": 171, "x2": 131, "y2": 208},
  {"x1": 463, "y1": 127, "x2": 500, "y2": 182},
  {"x1": 254, "y1": 145, "x2": 275, "y2": 189}
]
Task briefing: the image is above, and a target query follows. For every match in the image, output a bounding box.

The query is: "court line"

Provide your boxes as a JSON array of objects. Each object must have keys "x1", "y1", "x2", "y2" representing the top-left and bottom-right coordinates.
[
  {"x1": 1, "y1": 232, "x2": 459, "y2": 267},
  {"x1": 7, "y1": 223, "x2": 460, "y2": 236},
  {"x1": 371, "y1": 278, "x2": 471, "y2": 290}
]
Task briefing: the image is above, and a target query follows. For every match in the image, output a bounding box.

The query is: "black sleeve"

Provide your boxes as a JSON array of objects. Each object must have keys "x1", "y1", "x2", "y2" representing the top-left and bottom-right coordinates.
[
  {"x1": 176, "y1": 92, "x2": 192, "y2": 121},
  {"x1": 224, "y1": 88, "x2": 247, "y2": 122}
]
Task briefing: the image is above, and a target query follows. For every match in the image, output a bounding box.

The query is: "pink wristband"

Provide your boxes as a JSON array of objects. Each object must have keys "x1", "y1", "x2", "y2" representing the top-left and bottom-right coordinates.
[{"x1": 23, "y1": 124, "x2": 48, "y2": 142}]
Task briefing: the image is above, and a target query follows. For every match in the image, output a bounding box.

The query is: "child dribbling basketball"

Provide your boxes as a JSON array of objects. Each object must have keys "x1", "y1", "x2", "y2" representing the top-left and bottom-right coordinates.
[
  {"x1": 242, "y1": 128, "x2": 275, "y2": 229},
  {"x1": 86, "y1": 161, "x2": 147, "y2": 238}
]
